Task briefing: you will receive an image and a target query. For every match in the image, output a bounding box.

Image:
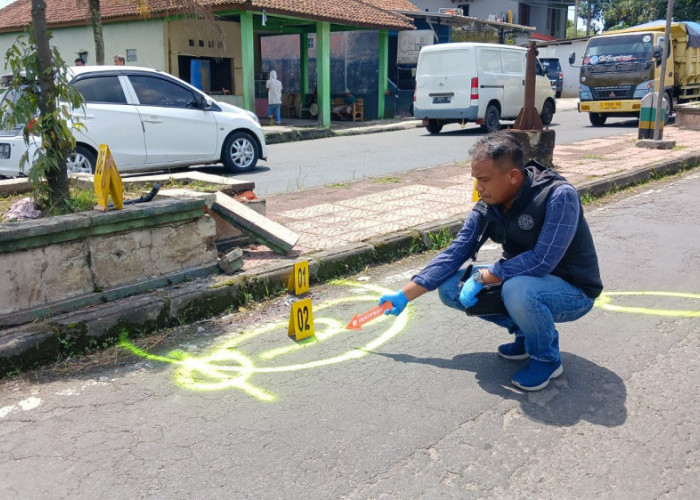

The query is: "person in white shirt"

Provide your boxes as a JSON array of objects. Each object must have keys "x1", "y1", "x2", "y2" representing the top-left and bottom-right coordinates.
[{"x1": 265, "y1": 70, "x2": 283, "y2": 125}]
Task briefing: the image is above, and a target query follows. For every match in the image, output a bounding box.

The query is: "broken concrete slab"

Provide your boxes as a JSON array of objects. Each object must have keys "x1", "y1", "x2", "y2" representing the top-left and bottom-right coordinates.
[
  {"x1": 70, "y1": 170, "x2": 256, "y2": 192},
  {"x1": 219, "y1": 248, "x2": 244, "y2": 274},
  {"x1": 212, "y1": 192, "x2": 299, "y2": 255}
]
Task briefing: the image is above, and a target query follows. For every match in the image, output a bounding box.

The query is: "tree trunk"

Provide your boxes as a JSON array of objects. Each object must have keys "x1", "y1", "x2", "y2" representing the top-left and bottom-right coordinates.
[
  {"x1": 586, "y1": 3, "x2": 591, "y2": 37},
  {"x1": 89, "y1": 0, "x2": 104, "y2": 65},
  {"x1": 31, "y1": 0, "x2": 70, "y2": 206}
]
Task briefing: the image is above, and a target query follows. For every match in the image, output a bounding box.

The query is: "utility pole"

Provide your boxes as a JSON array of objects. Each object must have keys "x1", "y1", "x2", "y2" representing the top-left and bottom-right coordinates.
[
  {"x1": 653, "y1": 0, "x2": 674, "y2": 141},
  {"x1": 586, "y1": 1, "x2": 591, "y2": 37}
]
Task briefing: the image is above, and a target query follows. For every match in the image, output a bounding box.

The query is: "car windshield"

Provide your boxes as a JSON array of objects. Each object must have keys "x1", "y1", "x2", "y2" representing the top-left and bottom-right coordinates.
[{"x1": 583, "y1": 33, "x2": 654, "y2": 65}]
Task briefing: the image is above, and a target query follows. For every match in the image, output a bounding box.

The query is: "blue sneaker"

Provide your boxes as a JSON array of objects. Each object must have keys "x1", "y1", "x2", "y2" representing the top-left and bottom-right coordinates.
[
  {"x1": 498, "y1": 337, "x2": 529, "y2": 360},
  {"x1": 511, "y1": 359, "x2": 563, "y2": 391}
]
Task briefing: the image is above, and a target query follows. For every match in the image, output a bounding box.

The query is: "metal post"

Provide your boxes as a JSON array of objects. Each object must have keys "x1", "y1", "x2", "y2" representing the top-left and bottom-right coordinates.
[
  {"x1": 513, "y1": 41, "x2": 543, "y2": 131},
  {"x1": 316, "y1": 21, "x2": 331, "y2": 127},
  {"x1": 240, "y1": 12, "x2": 255, "y2": 112},
  {"x1": 300, "y1": 34, "x2": 309, "y2": 101},
  {"x1": 653, "y1": 0, "x2": 674, "y2": 141},
  {"x1": 378, "y1": 30, "x2": 388, "y2": 119}
]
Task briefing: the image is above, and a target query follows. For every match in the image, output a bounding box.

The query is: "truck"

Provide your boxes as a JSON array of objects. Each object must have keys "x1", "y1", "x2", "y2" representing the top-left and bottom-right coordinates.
[{"x1": 570, "y1": 21, "x2": 700, "y2": 126}]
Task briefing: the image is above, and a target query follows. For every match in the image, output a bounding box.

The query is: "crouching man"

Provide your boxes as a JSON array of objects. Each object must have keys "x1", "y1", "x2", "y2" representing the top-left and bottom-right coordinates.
[{"x1": 379, "y1": 133, "x2": 603, "y2": 391}]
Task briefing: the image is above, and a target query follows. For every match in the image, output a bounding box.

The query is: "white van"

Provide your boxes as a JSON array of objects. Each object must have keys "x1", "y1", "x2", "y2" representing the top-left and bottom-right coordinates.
[{"x1": 414, "y1": 43, "x2": 556, "y2": 134}]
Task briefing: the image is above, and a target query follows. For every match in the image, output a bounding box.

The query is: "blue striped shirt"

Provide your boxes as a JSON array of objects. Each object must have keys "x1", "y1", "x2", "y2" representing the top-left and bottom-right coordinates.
[{"x1": 413, "y1": 184, "x2": 580, "y2": 290}]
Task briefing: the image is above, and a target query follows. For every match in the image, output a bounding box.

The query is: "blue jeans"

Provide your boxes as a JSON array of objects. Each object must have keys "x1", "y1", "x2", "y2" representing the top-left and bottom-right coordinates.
[
  {"x1": 267, "y1": 103, "x2": 281, "y2": 123},
  {"x1": 438, "y1": 265, "x2": 594, "y2": 363}
]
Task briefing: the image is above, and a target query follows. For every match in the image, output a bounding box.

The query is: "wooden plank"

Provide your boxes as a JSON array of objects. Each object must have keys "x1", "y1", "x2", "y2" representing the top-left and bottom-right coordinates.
[{"x1": 212, "y1": 192, "x2": 299, "y2": 255}]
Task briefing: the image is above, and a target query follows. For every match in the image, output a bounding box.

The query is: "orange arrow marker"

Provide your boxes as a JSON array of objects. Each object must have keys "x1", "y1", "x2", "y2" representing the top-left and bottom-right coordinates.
[{"x1": 346, "y1": 301, "x2": 393, "y2": 330}]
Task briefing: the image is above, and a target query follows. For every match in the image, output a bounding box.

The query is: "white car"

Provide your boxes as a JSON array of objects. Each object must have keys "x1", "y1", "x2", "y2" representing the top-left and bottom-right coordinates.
[
  {"x1": 0, "y1": 126, "x2": 39, "y2": 178},
  {"x1": 0, "y1": 66, "x2": 267, "y2": 177},
  {"x1": 0, "y1": 82, "x2": 39, "y2": 178}
]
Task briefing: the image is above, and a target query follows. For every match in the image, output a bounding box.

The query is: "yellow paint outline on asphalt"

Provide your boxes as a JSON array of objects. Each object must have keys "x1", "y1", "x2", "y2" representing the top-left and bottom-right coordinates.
[
  {"x1": 119, "y1": 281, "x2": 410, "y2": 401},
  {"x1": 595, "y1": 291, "x2": 700, "y2": 317}
]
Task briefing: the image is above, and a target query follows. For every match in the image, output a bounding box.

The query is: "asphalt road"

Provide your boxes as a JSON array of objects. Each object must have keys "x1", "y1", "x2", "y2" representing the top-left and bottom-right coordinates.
[
  {"x1": 1, "y1": 170, "x2": 698, "y2": 498},
  {"x1": 223, "y1": 107, "x2": 640, "y2": 197}
]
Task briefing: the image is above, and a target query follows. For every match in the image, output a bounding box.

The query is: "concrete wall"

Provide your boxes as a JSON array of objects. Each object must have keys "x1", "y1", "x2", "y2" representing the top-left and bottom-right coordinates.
[
  {"x1": 537, "y1": 38, "x2": 589, "y2": 97},
  {"x1": 0, "y1": 20, "x2": 166, "y2": 69},
  {"x1": 0, "y1": 199, "x2": 217, "y2": 322}
]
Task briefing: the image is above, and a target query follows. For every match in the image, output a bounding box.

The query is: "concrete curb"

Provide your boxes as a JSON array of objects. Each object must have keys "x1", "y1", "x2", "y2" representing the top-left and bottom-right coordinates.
[
  {"x1": 264, "y1": 120, "x2": 422, "y2": 144},
  {"x1": 1, "y1": 152, "x2": 699, "y2": 376}
]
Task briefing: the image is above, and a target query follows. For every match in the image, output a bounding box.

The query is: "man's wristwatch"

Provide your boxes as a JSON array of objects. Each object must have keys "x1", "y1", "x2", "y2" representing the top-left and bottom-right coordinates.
[{"x1": 472, "y1": 269, "x2": 486, "y2": 284}]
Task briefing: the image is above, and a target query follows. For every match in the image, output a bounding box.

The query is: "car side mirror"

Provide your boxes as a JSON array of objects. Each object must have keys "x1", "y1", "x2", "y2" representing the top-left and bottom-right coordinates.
[
  {"x1": 568, "y1": 51, "x2": 576, "y2": 65},
  {"x1": 196, "y1": 94, "x2": 211, "y2": 110}
]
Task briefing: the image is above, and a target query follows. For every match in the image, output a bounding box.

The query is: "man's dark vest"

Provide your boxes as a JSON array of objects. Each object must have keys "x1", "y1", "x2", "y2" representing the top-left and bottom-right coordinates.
[{"x1": 474, "y1": 164, "x2": 603, "y2": 299}]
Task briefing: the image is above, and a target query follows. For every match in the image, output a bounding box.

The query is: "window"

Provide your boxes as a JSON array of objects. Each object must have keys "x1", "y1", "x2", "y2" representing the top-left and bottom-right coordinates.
[
  {"x1": 419, "y1": 51, "x2": 472, "y2": 75},
  {"x1": 72, "y1": 76, "x2": 127, "y2": 104},
  {"x1": 126, "y1": 49, "x2": 137, "y2": 63},
  {"x1": 501, "y1": 51, "x2": 524, "y2": 74},
  {"x1": 129, "y1": 75, "x2": 197, "y2": 108},
  {"x1": 479, "y1": 49, "x2": 502, "y2": 73}
]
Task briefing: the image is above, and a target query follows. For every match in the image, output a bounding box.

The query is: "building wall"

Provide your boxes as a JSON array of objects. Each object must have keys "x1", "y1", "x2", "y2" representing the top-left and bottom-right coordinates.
[
  {"x1": 0, "y1": 20, "x2": 166, "y2": 70},
  {"x1": 164, "y1": 19, "x2": 243, "y2": 96},
  {"x1": 410, "y1": 0, "x2": 568, "y2": 38},
  {"x1": 411, "y1": 1, "x2": 518, "y2": 23},
  {"x1": 537, "y1": 38, "x2": 589, "y2": 97}
]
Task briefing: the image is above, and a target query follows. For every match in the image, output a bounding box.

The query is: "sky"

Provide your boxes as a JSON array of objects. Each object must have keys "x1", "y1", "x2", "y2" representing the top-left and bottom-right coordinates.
[{"x1": 0, "y1": 0, "x2": 15, "y2": 8}]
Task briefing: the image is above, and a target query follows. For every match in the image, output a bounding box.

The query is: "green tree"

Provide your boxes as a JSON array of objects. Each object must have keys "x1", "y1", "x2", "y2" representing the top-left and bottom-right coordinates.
[
  {"x1": 577, "y1": 1, "x2": 612, "y2": 35},
  {"x1": 602, "y1": 0, "x2": 700, "y2": 30},
  {"x1": 0, "y1": 0, "x2": 214, "y2": 211},
  {"x1": 1, "y1": 0, "x2": 83, "y2": 212}
]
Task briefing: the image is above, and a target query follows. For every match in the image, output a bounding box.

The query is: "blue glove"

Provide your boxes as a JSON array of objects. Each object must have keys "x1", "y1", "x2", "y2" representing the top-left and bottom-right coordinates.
[
  {"x1": 379, "y1": 290, "x2": 409, "y2": 316},
  {"x1": 459, "y1": 277, "x2": 484, "y2": 308}
]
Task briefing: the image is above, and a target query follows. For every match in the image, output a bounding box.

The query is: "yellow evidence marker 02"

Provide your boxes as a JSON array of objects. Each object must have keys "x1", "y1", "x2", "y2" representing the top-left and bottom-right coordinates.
[
  {"x1": 288, "y1": 297, "x2": 315, "y2": 341},
  {"x1": 94, "y1": 144, "x2": 124, "y2": 211},
  {"x1": 287, "y1": 260, "x2": 310, "y2": 295}
]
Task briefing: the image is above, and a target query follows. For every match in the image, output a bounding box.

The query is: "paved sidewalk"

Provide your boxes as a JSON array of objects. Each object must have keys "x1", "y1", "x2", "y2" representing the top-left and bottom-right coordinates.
[{"x1": 243, "y1": 124, "x2": 700, "y2": 267}]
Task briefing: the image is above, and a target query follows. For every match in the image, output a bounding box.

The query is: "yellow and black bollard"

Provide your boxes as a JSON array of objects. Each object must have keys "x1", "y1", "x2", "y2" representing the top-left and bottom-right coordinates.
[{"x1": 638, "y1": 92, "x2": 666, "y2": 140}]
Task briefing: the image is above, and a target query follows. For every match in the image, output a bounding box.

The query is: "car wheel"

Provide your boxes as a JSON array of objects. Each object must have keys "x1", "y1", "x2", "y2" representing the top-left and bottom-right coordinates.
[
  {"x1": 555, "y1": 90, "x2": 562, "y2": 98},
  {"x1": 589, "y1": 113, "x2": 607, "y2": 127},
  {"x1": 540, "y1": 99, "x2": 555, "y2": 126},
  {"x1": 481, "y1": 104, "x2": 500, "y2": 133},
  {"x1": 222, "y1": 131, "x2": 259, "y2": 173},
  {"x1": 66, "y1": 145, "x2": 96, "y2": 174},
  {"x1": 426, "y1": 119, "x2": 442, "y2": 134}
]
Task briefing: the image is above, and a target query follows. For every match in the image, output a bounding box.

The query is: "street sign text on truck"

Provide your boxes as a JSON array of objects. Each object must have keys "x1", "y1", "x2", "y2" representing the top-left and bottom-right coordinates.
[{"x1": 571, "y1": 21, "x2": 700, "y2": 127}]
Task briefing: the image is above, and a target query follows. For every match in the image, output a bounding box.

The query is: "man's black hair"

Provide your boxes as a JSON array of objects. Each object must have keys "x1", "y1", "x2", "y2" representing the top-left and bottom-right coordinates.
[{"x1": 470, "y1": 133, "x2": 524, "y2": 172}]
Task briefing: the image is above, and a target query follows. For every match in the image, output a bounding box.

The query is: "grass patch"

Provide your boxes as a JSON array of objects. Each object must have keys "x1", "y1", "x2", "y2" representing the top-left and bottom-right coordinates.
[
  {"x1": 428, "y1": 227, "x2": 454, "y2": 250},
  {"x1": 0, "y1": 176, "x2": 230, "y2": 223},
  {"x1": 370, "y1": 176, "x2": 401, "y2": 184},
  {"x1": 328, "y1": 182, "x2": 350, "y2": 189}
]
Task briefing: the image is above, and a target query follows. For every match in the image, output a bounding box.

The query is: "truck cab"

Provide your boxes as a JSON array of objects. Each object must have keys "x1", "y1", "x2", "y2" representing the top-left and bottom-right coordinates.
[{"x1": 574, "y1": 31, "x2": 671, "y2": 126}]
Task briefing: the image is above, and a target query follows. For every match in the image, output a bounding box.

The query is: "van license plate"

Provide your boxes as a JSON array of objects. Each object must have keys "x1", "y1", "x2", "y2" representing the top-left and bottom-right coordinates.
[
  {"x1": 433, "y1": 96, "x2": 451, "y2": 104},
  {"x1": 0, "y1": 143, "x2": 10, "y2": 159},
  {"x1": 600, "y1": 101, "x2": 622, "y2": 109}
]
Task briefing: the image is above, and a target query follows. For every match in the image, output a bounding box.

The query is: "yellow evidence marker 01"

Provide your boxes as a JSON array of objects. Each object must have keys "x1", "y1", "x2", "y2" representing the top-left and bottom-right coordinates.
[
  {"x1": 288, "y1": 297, "x2": 315, "y2": 341},
  {"x1": 287, "y1": 260, "x2": 310, "y2": 295},
  {"x1": 94, "y1": 144, "x2": 124, "y2": 211}
]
